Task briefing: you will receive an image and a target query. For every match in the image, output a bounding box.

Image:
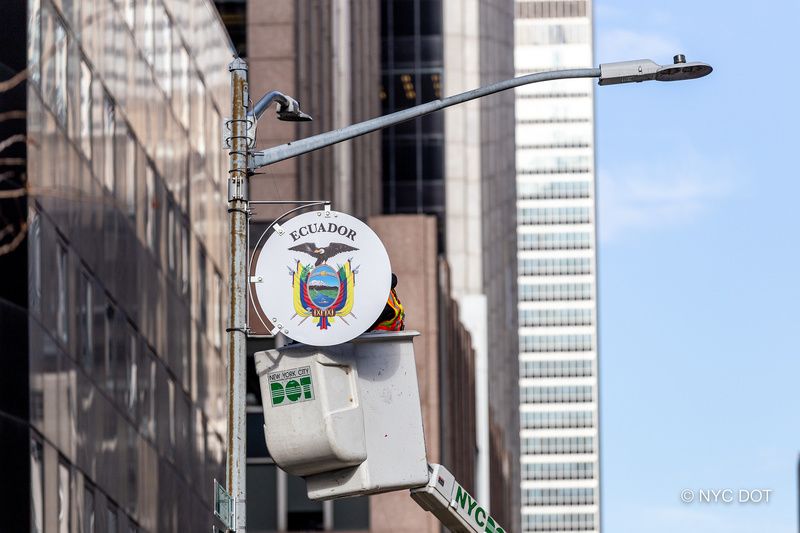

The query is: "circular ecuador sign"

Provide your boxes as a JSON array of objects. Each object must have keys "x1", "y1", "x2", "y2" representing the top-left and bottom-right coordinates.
[{"x1": 253, "y1": 210, "x2": 391, "y2": 346}]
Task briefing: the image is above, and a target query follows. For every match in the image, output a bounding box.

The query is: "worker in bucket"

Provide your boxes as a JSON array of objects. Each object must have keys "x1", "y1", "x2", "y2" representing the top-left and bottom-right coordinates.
[{"x1": 370, "y1": 273, "x2": 405, "y2": 331}]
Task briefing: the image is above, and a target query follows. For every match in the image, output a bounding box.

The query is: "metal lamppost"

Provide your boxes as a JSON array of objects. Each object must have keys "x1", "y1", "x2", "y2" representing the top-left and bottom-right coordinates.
[{"x1": 223, "y1": 54, "x2": 712, "y2": 532}]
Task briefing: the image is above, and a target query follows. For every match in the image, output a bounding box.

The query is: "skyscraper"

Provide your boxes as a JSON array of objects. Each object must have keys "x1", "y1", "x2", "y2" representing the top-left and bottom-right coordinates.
[
  {"x1": 514, "y1": 1, "x2": 600, "y2": 531},
  {"x1": 0, "y1": 0, "x2": 233, "y2": 530}
]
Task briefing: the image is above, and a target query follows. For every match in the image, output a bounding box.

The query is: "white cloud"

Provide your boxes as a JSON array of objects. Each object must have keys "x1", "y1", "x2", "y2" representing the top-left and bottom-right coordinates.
[
  {"x1": 597, "y1": 152, "x2": 738, "y2": 243},
  {"x1": 597, "y1": 28, "x2": 682, "y2": 64}
]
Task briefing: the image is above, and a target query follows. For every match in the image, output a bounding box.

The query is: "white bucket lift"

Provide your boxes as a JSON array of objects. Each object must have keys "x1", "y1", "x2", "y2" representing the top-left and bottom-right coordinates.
[
  {"x1": 254, "y1": 331, "x2": 429, "y2": 499},
  {"x1": 254, "y1": 331, "x2": 505, "y2": 532}
]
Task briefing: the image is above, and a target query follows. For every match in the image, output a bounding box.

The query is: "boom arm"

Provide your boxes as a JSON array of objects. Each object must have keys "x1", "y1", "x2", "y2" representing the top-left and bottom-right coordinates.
[{"x1": 411, "y1": 464, "x2": 506, "y2": 533}]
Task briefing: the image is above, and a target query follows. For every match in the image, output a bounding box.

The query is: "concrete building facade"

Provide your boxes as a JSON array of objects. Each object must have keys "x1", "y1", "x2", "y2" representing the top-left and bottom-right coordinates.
[
  {"x1": 0, "y1": 0, "x2": 234, "y2": 530},
  {"x1": 245, "y1": 0, "x2": 381, "y2": 224},
  {"x1": 514, "y1": 1, "x2": 601, "y2": 531}
]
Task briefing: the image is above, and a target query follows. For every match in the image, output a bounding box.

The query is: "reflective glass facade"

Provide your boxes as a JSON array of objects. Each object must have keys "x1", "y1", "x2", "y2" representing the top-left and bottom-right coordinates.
[
  {"x1": 380, "y1": 0, "x2": 445, "y2": 226},
  {"x1": 0, "y1": 0, "x2": 234, "y2": 530},
  {"x1": 514, "y1": 0, "x2": 600, "y2": 531}
]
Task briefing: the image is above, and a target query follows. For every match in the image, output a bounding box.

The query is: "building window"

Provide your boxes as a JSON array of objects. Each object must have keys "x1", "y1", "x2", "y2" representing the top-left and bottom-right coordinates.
[
  {"x1": 522, "y1": 461, "x2": 594, "y2": 481},
  {"x1": 56, "y1": 242, "x2": 68, "y2": 343},
  {"x1": 518, "y1": 206, "x2": 591, "y2": 225},
  {"x1": 246, "y1": 464, "x2": 278, "y2": 530},
  {"x1": 155, "y1": 5, "x2": 172, "y2": 96},
  {"x1": 518, "y1": 232, "x2": 591, "y2": 251},
  {"x1": 143, "y1": 0, "x2": 155, "y2": 65},
  {"x1": 29, "y1": 211, "x2": 42, "y2": 316},
  {"x1": 288, "y1": 473, "x2": 323, "y2": 530},
  {"x1": 520, "y1": 334, "x2": 593, "y2": 352},
  {"x1": 127, "y1": 330, "x2": 138, "y2": 416},
  {"x1": 83, "y1": 484, "x2": 95, "y2": 533},
  {"x1": 521, "y1": 410, "x2": 593, "y2": 429},
  {"x1": 523, "y1": 512, "x2": 595, "y2": 531},
  {"x1": 522, "y1": 436, "x2": 594, "y2": 455},
  {"x1": 103, "y1": 95, "x2": 115, "y2": 193},
  {"x1": 58, "y1": 460, "x2": 71, "y2": 533},
  {"x1": 79, "y1": 59, "x2": 92, "y2": 158},
  {"x1": 175, "y1": 45, "x2": 190, "y2": 129},
  {"x1": 106, "y1": 503, "x2": 118, "y2": 533},
  {"x1": 31, "y1": 439, "x2": 44, "y2": 533},
  {"x1": 515, "y1": 23, "x2": 590, "y2": 46},
  {"x1": 520, "y1": 359, "x2": 593, "y2": 378},
  {"x1": 80, "y1": 270, "x2": 93, "y2": 369},
  {"x1": 520, "y1": 385, "x2": 593, "y2": 403},
  {"x1": 518, "y1": 257, "x2": 592, "y2": 277},
  {"x1": 518, "y1": 282, "x2": 592, "y2": 302},
  {"x1": 138, "y1": 351, "x2": 156, "y2": 441},
  {"x1": 123, "y1": 0, "x2": 135, "y2": 31},
  {"x1": 104, "y1": 303, "x2": 115, "y2": 393},
  {"x1": 520, "y1": 308, "x2": 593, "y2": 327},
  {"x1": 194, "y1": 79, "x2": 206, "y2": 157},
  {"x1": 145, "y1": 163, "x2": 156, "y2": 250},
  {"x1": 167, "y1": 202, "x2": 175, "y2": 274},
  {"x1": 212, "y1": 271, "x2": 222, "y2": 349},
  {"x1": 54, "y1": 18, "x2": 68, "y2": 126},
  {"x1": 198, "y1": 249, "x2": 207, "y2": 330},
  {"x1": 28, "y1": 0, "x2": 41, "y2": 85},
  {"x1": 181, "y1": 223, "x2": 190, "y2": 296},
  {"x1": 517, "y1": 180, "x2": 591, "y2": 200},
  {"x1": 333, "y1": 497, "x2": 370, "y2": 530},
  {"x1": 516, "y1": 1, "x2": 588, "y2": 19},
  {"x1": 119, "y1": 126, "x2": 136, "y2": 221},
  {"x1": 168, "y1": 378, "x2": 176, "y2": 451},
  {"x1": 523, "y1": 487, "x2": 595, "y2": 507},
  {"x1": 517, "y1": 154, "x2": 593, "y2": 174}
]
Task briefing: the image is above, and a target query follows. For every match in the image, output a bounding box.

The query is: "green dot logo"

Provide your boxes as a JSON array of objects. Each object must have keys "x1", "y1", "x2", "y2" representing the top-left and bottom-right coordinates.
[
  {"x1": 268, "y1": 367, "x2": 315, "y2": 407},
  {"x1": 270, "y1": 382, "x2": 285, "y2": 405},
  {"x1": 285, "y1": 379, "x2": 301, "y2": 402}
]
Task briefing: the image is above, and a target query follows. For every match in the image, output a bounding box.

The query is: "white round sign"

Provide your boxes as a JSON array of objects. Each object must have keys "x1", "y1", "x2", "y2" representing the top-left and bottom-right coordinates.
[{"x1": 253, "y1": 210, "x2": 391, "y2": 346}]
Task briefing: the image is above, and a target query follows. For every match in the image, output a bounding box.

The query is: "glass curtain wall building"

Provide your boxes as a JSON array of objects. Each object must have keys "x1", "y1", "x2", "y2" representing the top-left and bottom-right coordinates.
[
  {"x1": 514, "y1": 1, "x2": 600, "y2": 531},
  {"x1": 0, "y1": 0, "x2": 233, "y2": 530},
  {"x1": 380, "y1": 0, "x2": 445, "y2": 245}
]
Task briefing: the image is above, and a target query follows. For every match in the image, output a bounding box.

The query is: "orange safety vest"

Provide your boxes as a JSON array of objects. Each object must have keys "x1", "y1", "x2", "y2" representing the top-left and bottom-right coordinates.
[{"x1": 372, "y1": 288, "x2": 405, "y2": 331}]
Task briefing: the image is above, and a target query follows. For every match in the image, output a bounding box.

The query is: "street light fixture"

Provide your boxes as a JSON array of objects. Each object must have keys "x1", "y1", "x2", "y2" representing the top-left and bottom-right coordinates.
[
  {"x1": 223, "y1": 54, "x2": 712, "y2": 533},
  {"x1": 655, "y1": 54, "x2": 714, "y2": 82},
  {"x1": 250, "y1": 90, "x2": 313, "y2": 122},
  {"x1": 598, "y1": 54, "x2": 713, "y2": 85}
]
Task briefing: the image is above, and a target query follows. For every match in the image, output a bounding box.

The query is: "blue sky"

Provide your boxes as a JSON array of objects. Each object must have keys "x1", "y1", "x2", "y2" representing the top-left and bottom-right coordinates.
[{"x1": 594, "y1": 1, "x2": 800, "y2": 531}]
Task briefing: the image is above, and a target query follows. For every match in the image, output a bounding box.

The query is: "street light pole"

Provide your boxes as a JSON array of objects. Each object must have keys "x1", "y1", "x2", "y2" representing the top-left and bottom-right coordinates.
[
  {"x1": 226, "y1": 57, "x2": 250, "y2": 533},
  {"x1": 223, "y1": 53, "x2": 711, "y2": 532}
]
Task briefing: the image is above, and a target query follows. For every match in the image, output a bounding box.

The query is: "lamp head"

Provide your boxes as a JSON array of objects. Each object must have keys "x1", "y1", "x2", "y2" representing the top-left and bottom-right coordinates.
[
  {"x1": 655, "y1": 54, "x2": 713, "y2": 82},
  {"x1": 277, "y1": 98, "x2": 313, "y2": 122},
  {"x1": 599, "y1": 55, "x2": 713, "y2": 86},
  {"x1": 277, "y1": 109, "x2": 313, "y2": 122}
]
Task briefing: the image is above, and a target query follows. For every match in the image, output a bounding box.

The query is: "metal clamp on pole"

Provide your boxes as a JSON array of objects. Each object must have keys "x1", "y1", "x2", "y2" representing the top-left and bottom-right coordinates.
[{"x1": 228, "y1": 59, "x2": 250, "y2": 203}]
